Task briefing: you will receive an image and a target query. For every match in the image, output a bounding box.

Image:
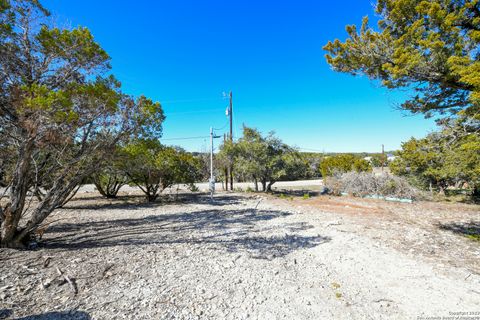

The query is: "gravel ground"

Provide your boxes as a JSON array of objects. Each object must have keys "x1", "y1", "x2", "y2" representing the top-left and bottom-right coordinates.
[{"x1": 1, "y1": 191, "x2": 479, "y2": 319}]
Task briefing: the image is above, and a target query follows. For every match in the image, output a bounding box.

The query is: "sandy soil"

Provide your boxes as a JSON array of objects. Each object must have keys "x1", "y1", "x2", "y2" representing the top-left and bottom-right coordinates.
[{"x1": 0, "y1": 191, "x2": 479, "y2": 319}]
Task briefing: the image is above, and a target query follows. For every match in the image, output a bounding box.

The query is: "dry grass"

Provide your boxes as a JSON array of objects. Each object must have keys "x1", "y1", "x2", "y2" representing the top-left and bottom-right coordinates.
[{"x1": 325, "y1": 172, "x2": 422, "y2": 200}]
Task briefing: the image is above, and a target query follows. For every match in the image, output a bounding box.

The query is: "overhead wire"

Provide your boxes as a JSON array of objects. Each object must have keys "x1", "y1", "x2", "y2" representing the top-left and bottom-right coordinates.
[
  {"x1": 166, "y1": 109, "x2": 225, "y2": 116},
  {"x1": 160, "y1": 136, "x2": 210, "y2": 141},
  {"x1": 213, "y1": 121, "x2": 228, "y2": 131},
  {"x1": 160, "y1": 97, "x2": 224, "y2": 104}
]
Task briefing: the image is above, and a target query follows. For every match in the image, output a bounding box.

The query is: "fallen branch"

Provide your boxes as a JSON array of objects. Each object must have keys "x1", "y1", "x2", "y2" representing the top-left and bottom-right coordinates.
[
  {"x1": 56, "y1": 267, "x2": 78, "y2": 295},
  {"x1": 101, "y1": 263, "x2": 115, "y2": 278},
  {"x1": 43, "y1": 256, "x2": 52, "y2": 268}
]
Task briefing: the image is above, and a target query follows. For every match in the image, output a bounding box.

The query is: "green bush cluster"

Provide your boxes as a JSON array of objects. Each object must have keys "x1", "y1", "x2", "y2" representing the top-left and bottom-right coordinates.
[
  {"x1": 218, "y1": 126, "x2": 308, "y2": 192},
  {"x1": 390, "y1": 126, "x2": 480, "y2": 198},
  {"x1": 95, "y1": 139, "x2": 203, "y2": 201},
  {"x1": 320, "y1": 154, "x2": 372, "y2": 177}
]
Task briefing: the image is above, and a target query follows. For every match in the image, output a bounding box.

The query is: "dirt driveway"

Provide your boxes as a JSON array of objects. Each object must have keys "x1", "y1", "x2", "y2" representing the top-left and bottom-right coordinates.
[{"x1": 1, "y1": 192, "x2": 479, "y2": 319}]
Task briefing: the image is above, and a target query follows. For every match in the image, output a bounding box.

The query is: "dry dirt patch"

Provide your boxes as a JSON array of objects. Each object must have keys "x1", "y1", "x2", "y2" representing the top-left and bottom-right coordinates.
[{"x1": 272, "y1": 194, "x2": 480, "y2": 273}]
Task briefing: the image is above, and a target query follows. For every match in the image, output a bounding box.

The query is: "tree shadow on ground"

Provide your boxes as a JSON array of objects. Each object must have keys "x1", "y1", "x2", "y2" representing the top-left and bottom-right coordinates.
[
  {"x1": 3, "y1": 310, "x2": 90, "y2": 320},
  {"x1": 63, "y1": 194, "x2": 244, "y2": 211},
  {"x1": 438, "y1": 221, "x2": 480, "y2": 241},
  {"x1": 0, "y1": 309, "x2": 13, "y2": 319},
  {"x1": 43, "y1": 205, "x2": 330, "y2": 259},
  {"x1": 271, "y1": 189, "x2": 323, "y2": 197},
  {"x1": 66, "y1": 193, "x2": 146, "y2": 202}
]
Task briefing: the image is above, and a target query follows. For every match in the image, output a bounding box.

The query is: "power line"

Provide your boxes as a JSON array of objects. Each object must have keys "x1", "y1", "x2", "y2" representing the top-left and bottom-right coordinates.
[
  {"x1": 160, "y1": 136, "x2": 210, "y2": 141},
  {"x1": 161, "y1": 97, "x2": 224, "y2": 104},
  {"x1": 213, "y1": 121, "x2": 229, "y2": 131},
  {"x1": 166, "y1": 108, "x2": 225, "y2": 116}
]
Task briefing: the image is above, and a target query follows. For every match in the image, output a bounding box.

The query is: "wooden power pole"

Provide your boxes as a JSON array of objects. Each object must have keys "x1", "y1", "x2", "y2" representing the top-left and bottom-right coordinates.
[
  {"x1": 229, "y1": 91, "x2": 234, "y2": 191},
  {"x1": 224, "y1": 133, "x2": 228, "y2": 190},
  {"x1": 381, "y1": 144, "x2": 385, "y2": 172}
]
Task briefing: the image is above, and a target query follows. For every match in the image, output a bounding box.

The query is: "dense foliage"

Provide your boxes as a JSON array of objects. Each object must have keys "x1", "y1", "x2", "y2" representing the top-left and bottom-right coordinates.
[
  {"x1": 92, "y1": 147, "x2": 128, "y2": 199},
  {"x1": 320, "y1": 154, "x2": 372, "y2": 177},
  {"x1": 0, "y1": 0, "x2": 164, "y2": 247},
  {"x1": 121, "y1": 139, "x2": 202, "y2": 201},
  {"x1": 220, "y1": 126, "x2": 307, "y2": 192},
  {"x1": 324, "y1": 0, "x2": 480, "y2": 120},
  {"x1": 324, "y1": 0, "x2": 480, "y2": 199},
  {"x1": 390, "y1": 123, "x2": 480, "y2": 196}
]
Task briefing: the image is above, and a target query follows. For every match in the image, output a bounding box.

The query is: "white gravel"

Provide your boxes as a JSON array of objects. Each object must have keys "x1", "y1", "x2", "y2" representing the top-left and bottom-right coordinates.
[{"x1": 0, "y1": 192, "x2": 479, "y2": 319}]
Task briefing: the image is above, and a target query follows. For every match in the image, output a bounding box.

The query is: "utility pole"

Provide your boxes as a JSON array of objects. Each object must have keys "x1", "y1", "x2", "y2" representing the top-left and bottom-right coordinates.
[
  {"x1": 224, "y1": 133, "x2": 228, "y2": 191},
  {"x1": 210, "y1": 127, "x2": 214, "y2": 181},
  {"x1": 381, "y1": 144, "x2": 385, "y2": 172},
  {"x1": 229, "y1": 91, "x2": 234, "y2": 191},
  {"x1": 210, "y1": 127, "x2": 215, "y2": 200},
  {"x1": 209, "y1": 127, "x2": 221, "y2": 200}
]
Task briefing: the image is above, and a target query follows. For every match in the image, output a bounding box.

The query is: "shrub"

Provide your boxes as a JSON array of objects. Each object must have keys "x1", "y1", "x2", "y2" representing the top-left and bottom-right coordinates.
[
  {"x1": 122, "y1": 139, "x2": 203, "y2": 202},
  {"x1": 93, "y1": 170, "x2": 127, "y2": 199},
  {"x1": 320, "y1": 154, "x2": 372, "y2": 177},
  {"x1": 353, "y1": 158, "x2": 372, "y2": 173},
  {"x1": 325, "y1": 172, "x2": 422, "y2": 200},
  {"x1": 188, "y1": 184, "x2": 199, "y2": 192}
]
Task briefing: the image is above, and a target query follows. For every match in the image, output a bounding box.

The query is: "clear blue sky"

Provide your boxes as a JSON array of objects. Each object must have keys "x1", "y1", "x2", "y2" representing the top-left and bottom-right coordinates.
[{"x1": 43, "y1": 0, "x2": 436, "y2": 153}]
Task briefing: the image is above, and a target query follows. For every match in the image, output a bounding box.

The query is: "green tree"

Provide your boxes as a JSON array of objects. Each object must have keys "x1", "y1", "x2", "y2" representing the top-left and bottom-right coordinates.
[
  {"x1": 324, "y1": 0, "x2": 480, "y2": 119},
  {"x1": 228, "y1": 126, "x2": 306, "y2": 192},
  {"x1": 122, "y1": 140, "x2": 201, "y2": 202},
  {"x1": 217, "y1": 140, "x2": 235, "y2": 189},
  {"x1": 353, "y1": 158, "x2": 374, "y2": 173},
  {"x1": 391, "y1": 126, "x2": 480, "y2": 196},
  {"x1": 92, "y1": 147, "x2": 129, "y2": 199},
  {"x1": 390, "y1": 135, "x2": 448, "y2": 191},
  {"x1": 0, "y1": 1, "x2": 164, "y2": 248},
  {"x1": 320, "y1": 154, "x2": 372, "y2": 177},
  {"x1": 299, "y1": 153, "x2": 324, "y2": 179},
  {"x1": 370, "y1": 153, "x2": 387, "y2": 167},
  {"x1": 444, "y1": 134, "x2": 480, "y2": 196}
]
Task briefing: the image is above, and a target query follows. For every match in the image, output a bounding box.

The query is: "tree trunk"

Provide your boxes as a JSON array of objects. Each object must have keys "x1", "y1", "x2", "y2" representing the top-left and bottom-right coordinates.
[
  {"x1": 266, "y1": 181, "x2": 275, "y2": 192},
  {"x1": 57, "y1": 183, "x2": 82, "y2": 207},
  {"x1": 224, "y1": 168, "x2": 228, "y2": 191},
  {"x1": 261, "y1": 179, "x2": 267, "y2": 192},
  {"x1": 147, "y1": 193, "x2": 158, "y2": 202},
  {"x1": 438, "y1": 187, "x2": 445, "y2": 196},
  {"x1": 0, "y1": 138, "x2": 34, "y2": 248},
  {"x1": 94, "y1": 179, "x2": 121, "y2": 199},
  {"x1": 94, "y1": 181, "x2": 108, "y2": 198},
  {"x1": 12, "y1": 172, "x2": 84, "y2": 246},
  {"x1": 473, "y1": 185, "x2": 480, "y2": 199},
  {"x1": 254, "y1": 177, "x2": 258, "y2": 192},
  {"x1": 145, "y1": 183, "x2": 159, "y2": 202}
]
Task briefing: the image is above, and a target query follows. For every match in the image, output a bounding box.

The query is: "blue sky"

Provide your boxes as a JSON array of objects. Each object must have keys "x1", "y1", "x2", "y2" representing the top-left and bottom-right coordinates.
[{"x1": 43, "y1": 0, "x2": 437, "y2": 153}]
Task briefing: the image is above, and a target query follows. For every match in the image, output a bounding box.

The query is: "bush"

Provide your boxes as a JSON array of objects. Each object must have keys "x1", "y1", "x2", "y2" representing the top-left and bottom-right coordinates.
[
  {"x1": 320, "y1": 154, "x2": 372, "y2": 177},
  {"x1": 122, "y1": 139, "x2": 203, "y2": 202},
  {"x1": 325, "y1": 172, "x2": 422, "y2": 200},
  {"x1": 188, "y1": 184, "x2": 199, "y2": 192}
]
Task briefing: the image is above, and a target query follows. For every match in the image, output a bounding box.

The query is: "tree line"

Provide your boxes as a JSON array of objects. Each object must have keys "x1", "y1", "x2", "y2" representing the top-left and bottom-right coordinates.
[
  {"x1": 1, "y1": 0, "x2": 479, "y2": 248},
  {"x1": 0, "y1": 0, "x2": 363, "y2": 248},
  {"x1": 324, "y1": 0, "x2": 480, "y2": 198},
  {"x1": 0, "y1": 1, "x2": 167, "y2": 247},
  {"x1": 214, "y1": 126, "x2": 373, "y2": 192}
]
